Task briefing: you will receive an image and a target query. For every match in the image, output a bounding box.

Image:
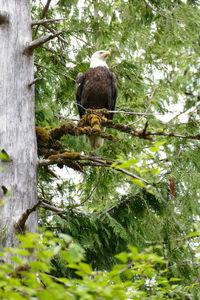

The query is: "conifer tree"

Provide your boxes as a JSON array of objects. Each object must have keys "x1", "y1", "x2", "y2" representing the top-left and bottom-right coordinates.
[
  {"x1": 0, "y1": 0, "x2": 200, "y2": 297},
  {"x1": 32, "y1": 0, "x2": 200, "y2": 293}
]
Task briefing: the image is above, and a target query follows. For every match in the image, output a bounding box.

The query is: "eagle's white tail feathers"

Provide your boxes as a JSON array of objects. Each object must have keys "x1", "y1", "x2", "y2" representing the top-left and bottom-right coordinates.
[
  {"x1": 88, "y1": 127, "x2": 105, "y2": 149},
  {"x1": 89, "y1": 136, "x2": 104, "y2": 149}
]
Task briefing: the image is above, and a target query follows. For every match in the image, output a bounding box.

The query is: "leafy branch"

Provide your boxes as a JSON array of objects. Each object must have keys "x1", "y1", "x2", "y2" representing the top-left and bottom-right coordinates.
[{"x1": 38, "y1": 153, "x2": 150, "y2": 184}]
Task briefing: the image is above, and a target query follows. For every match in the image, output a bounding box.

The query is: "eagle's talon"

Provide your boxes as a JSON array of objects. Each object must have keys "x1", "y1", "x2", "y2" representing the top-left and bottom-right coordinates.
[{"x1": 92, "y1": 125, "x2": 101, "y2": 132}]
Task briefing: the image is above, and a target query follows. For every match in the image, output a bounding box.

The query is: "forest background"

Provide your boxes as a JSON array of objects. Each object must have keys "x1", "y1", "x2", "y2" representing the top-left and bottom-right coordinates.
[{"x1": 0, "y1": 0, "x2": 200, "y2": 299}]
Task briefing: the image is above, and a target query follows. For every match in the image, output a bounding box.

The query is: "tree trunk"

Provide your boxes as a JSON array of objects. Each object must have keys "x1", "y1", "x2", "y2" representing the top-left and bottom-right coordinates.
[{"x1": 0, "y1": 1, "x2": 37, "y2": 249}]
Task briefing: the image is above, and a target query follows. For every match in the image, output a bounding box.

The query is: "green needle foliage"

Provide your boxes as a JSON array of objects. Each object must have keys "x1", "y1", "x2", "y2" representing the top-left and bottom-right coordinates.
[{"x1": 14, "y1": 0, "x2": 199, "y2": 298}]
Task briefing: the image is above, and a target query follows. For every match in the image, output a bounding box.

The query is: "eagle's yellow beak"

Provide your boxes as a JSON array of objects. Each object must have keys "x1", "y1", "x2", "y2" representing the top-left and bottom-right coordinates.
[{"x1": 103, "y1": 51, "x2": 110, "y2": 58}]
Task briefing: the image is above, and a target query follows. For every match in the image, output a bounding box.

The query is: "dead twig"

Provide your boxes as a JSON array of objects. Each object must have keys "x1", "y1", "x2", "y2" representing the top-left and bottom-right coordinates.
[
  {"x1": 44, "y1": 23, "x2": 68, "y2": 45},
  {"x1": 28, "y1": 77, "x2": 42, "y2": 87},
  {"x1": 34, "y1": 0, "x2": 52, "y2": 37},
  {"x1": 125, "y1": 87, "x2": 157, "y2": 126},
  {"x1": 32, "y1": 18, "x2": 67, "y2": 27}
]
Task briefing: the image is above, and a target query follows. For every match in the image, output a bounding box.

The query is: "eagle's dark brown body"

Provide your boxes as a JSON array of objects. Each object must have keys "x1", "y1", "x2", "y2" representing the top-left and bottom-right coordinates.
[{"x1": 75, "y1": 66, "x2": 117, "y2": 120}]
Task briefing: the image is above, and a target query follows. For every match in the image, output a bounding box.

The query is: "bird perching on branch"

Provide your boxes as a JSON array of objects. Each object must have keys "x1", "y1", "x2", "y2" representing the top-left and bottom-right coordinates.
[{"x1": 75, "y1": 50, "x2": 117, "y2": 149}]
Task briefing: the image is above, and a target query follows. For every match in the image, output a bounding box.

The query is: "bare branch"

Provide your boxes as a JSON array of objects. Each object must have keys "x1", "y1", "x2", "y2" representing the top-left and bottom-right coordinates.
[
  {"x1": 43, "y1": 46, "x2": 66, "y2": 59},
  {"x1": 63, "y1": 100, "x2": 86, "y2": 110},
  {"x1": 146, "y1": 131, "x2": 200, "y2": 140},
  {"x1": 97, "y1": 193, "x2": 140, "y2": 219},
  {"x1": 1, "y1": 185, "x2": 8, "y2": 195},
  {"x1": 114, "y1": 167, "x2": 149, "y2": 183},
  {"x1": 15, "y1": 200, "x2": 42, "y2": 232},
  {"x1": 44, "y1": 23, "x2": 68, "y2": 45},
  {"x1": 53, "y1": 113, "x2": 78, "y2": 122},
  {"x1": 23, "y1": 31, "x2": 64, "y2": 55},
  {"x1": 32, "y1": 18, "x2": 67, "y2": 27},
  {"x1": 40, "y1": 202, "x2": 64, "y2": 213},
  {"x1": 101, "y1": 119, "x2": 200, "y2": 141},
  {"x1": 144, "y1": 0, "x2": 167, "y2": 18},
  {"x1": 28, "y1": 77, "x2": 42, "y2": 87},
  {"x1": 185, "y1": 91, "x2": 200, "y2": 102},
  {"x1": 40, "y1": 0, "x2": 52, "y2": 19},
  {"x1": 0, "y1": 11, "x2": 9, "y2": 25},
  {"x1": 65, "y1": 100, "x2": 162, "y2": 116},
  {"x1": 79, "y1": 182, "x2": 99, "y2": 206},
  {"x1": 107, "y1": 110, "x2": 162, "y2": 116},
  {"x1": 34, "y1": 0, "x2": 52, "y2": 36},
  {"x1": 40, "y1": 202, "x2": 68, "y2": 220},
  {"x1": 125, "y1": 87, "x2": 157, "y2": 126}
]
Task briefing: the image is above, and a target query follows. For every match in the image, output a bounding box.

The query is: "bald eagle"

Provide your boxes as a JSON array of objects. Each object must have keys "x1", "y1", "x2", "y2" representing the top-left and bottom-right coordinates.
[{"x1": 75, "y1": 50, "x2": 117, "y2": 149}]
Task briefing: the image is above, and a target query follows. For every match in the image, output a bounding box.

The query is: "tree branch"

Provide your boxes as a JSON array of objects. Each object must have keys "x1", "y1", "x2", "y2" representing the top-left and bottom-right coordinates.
[
  {"x1": 145, "y1": 131, "x2": 200, "y2": 140},
  {"x1": 34, "y1": 62, "x2": 75, "y2": 81},
  {"x1": 53, "y1": 113, "x2": 78, "y2": 122},
  {"x1": 40, "y1": 202, "x2": 64, "y2": 213},
  {"x1": 79, "y1": 182, "x2": 100, "y2": 206},
  {"x1": 23, "y1": 31, "x2": 64, "y2": 55},
  {"x1": 97, "y1": 193, "x2": 140, "y2": 219},
  {"x1": 15, "y1": 200, "x2": 42, "y2": 232},
  {"x1": 101, "y1": 119, "x2": 200, "y2": 141},
  {"x1": 34, "y1": 0, "x2": 52, "y2": 36},
  {"x1": 184, "y1": 91, "x2": 200, "y2": 102},
  {"x1": 64, "y1": 100, "x2": 162, "y2": 116},
  {"x1": 0, "y1": 11, "x2": 9, "y2": 25},
  {"x1": 31, "y1": 18, "x2": 67, "y2": 27},
  {"x1": 40, "y1": 202, "x2": 68, "y2": 220},
  {"x1": 28, "y1": 77, "x2": 42, "y2": 87},
  {"x1": 143, "y1": 0, "x2": 167, "y2": 18},
  {"x1": 38, "y1": 154, "x2": 150, "y2": 184},
  {"x1": 44, "y1": 23, "x2": 68, "y2": 45},
  {"x1": 40, "y1": 0, "x2": 52, "y2": 19},
  {"x1": 125, "y1": 87, "x2": 157, "y2": 126}
]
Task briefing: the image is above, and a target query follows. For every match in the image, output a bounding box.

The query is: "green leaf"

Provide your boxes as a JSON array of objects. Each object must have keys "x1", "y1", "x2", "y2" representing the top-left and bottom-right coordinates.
[
  {"x1": 132, "y1": 179, "x2": 146, "y2": 188},
  {"x1": 79, "y1": 262, "x2": 92, "y2": 275},
  {"x1": 155, "y1": 140, "x2": 167, "y2": 147},
  {"x1": 185, "y1": 232, "x2": 199, "y2": 238},
  {"x1": 59, "y1": 233, "x2": 72, "y2": 244},
  {"x1": 0, "y1": 150, "x2": 11, "y2": 162},
  {"x1": 39, "y1": 273, "x2": 53, "y2": 286},
  {"x1": 169, "y1": 277, "x2": 181, "y2": 282},
  {"x1": 10, "y1": 248, "x2": 30, "y2": 256},
  {"x1": 10, "y1": 256, "x2": 23, "y2": 265},
  {"x1": 115, "y1": 252, "x2": 128, "y2": 263},
  {"x1": 29, "y1": 261, "x2": 50, "y2": 272},
  {"x1": 149, "y1": 146, "x2": 159, "y2": 152},
  {"x1": 129, "y1": 246, "x2": 138, "y2": 260}
]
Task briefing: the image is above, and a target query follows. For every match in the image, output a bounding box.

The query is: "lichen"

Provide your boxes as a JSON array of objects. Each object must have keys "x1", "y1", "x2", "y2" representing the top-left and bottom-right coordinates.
[
  {"x1": 48, "y1": 152, "x2": 81, "y2": 160},
  {"x1": 36, "y1": 126, "x2": 50, "y2": 155}
]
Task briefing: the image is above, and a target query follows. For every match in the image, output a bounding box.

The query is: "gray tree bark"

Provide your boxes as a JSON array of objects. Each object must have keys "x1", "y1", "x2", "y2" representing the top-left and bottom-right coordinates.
[{"x1": 0, "y1": 1, "x2": 38, "y2": 249}]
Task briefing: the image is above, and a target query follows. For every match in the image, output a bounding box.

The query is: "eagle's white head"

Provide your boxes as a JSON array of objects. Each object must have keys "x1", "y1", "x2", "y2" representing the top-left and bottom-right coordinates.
[{"x1": 90, "y1": 50, "x2": 110, "y2": 68}]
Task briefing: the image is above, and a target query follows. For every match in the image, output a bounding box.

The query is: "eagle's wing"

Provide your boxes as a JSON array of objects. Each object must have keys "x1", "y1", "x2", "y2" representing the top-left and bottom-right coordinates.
[
  {"x1": 109, "y1": 71, "x2": 117, "y2": 120},
  {"x1": 75, "y1": 72, "x2": 85, "y2": 118}
]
